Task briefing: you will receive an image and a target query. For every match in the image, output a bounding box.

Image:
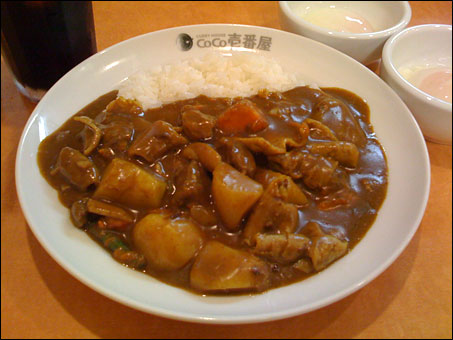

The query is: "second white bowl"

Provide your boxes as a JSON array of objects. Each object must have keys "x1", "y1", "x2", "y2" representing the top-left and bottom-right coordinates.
[
  {"x1": 279, "y1": 1, "x2": 412, "y2": 64},
  {"x1": 381, "y1": 24, "x2": 452, "y2": 145}
]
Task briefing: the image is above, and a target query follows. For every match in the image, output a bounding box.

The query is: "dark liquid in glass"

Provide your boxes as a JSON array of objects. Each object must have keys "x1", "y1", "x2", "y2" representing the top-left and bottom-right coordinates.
[{"x1": 1, "y1": 1, "x2": 97, "y2": 92}]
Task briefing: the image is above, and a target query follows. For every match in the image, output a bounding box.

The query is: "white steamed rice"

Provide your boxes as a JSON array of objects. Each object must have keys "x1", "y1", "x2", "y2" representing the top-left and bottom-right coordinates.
[{"x1": 118, "y1": 52, "x2": 309, "y2": 110}]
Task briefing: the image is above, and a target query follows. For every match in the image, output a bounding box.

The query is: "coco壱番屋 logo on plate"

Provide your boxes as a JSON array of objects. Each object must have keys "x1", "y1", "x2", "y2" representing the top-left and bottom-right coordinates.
[{"x1": 177, "y1": 32, "x2": 273, "y2": 51}]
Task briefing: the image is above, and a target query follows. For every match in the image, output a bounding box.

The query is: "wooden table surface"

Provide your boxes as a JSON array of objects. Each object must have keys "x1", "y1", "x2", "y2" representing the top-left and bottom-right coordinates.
[{"x1": 2, "y1": 1, "x2": 452, "y2": 338}]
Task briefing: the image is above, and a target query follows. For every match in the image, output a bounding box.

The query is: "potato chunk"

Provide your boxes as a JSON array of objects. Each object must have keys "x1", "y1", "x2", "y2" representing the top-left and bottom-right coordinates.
[
  {"x1": 133, "y1": 213, "x2": 204, "y2": 271},
  {"x1": 212, "y1": 162, "x2": 263, "y2": 231},
  {"x1": 190, "y1": 241, "x2": 270, "y2": 293},
  {"x1": 93, "y1": 158, "x2": 166, "y2": 209}
]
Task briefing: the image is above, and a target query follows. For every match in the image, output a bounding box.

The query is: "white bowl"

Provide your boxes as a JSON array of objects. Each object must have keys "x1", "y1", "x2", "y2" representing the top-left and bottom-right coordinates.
[
  {"x1": 279, "y1": 1, "x2": 412, "y2": 64},
  {"x1": 16, "y1": 24, "x2": 430, "y2": 324},
  {"x1": 381, "y1": 24, "x2": 452, "y2": 145}
]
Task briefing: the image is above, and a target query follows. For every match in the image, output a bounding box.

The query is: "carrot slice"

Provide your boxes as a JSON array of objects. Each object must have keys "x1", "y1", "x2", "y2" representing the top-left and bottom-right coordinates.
[{"x1": 217, "y1": 100, "x2": 269, "y2": 135}]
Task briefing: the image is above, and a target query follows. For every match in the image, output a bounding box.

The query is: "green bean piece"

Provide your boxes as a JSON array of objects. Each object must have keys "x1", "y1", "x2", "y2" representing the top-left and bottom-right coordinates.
[{"x1": 87, "y1": 224, "x2": 146, "y2": 269}]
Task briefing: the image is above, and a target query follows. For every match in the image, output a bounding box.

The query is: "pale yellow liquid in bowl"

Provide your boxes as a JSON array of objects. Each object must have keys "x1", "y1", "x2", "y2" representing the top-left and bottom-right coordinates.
[{"x1": 299, "y1": 7, "x2": 374, "y2": 33}]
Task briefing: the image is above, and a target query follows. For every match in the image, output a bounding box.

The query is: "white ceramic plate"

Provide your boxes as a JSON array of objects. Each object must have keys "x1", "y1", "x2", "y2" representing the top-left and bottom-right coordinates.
[{"x1": 16, "y1": 24, "x2": 430, "y2": 324}]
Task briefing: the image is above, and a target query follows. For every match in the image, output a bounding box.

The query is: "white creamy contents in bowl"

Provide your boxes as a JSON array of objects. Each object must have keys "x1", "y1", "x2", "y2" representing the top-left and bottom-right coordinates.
[
  {"x1": 295, "y1": 5, "x2": 374, "y2": 33},
  {"x1": 398, "y1": 64, "x2": 452, "y2": 103}
]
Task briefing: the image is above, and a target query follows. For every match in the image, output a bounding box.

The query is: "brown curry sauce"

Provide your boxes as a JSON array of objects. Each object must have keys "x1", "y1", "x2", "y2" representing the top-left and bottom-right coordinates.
[{"x1": 38, "y1": 86, "x2": 388, "y2": 294}]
